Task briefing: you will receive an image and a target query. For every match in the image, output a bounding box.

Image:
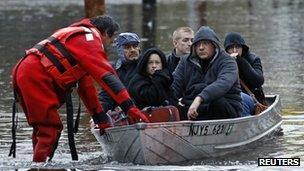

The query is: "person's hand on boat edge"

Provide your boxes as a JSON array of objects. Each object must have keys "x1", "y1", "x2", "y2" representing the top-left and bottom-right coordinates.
[
  {"x1": 98, "y1": 122, "x2": 113, "y2": 135},
  {"x1": 188, "y1": 96, "x2": 203, "y2": 120},
  {"x1": 90, "y1": 107, "x2": 149, "y2": 135},
  {"x1": 89, "y1": 112, "x2": 114, "y2": 135},
  {"x1": 90, "y1": 118, "x2": 113, "y2": 135},
  {"x1": 127, "y1": 107, "x2": 150, "y2": 123}
]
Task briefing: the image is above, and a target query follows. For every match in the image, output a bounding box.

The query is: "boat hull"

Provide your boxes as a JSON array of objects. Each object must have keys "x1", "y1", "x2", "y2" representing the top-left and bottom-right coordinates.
[{"x1": 92, "y1": 95, "x2": 282, "y2": 164}]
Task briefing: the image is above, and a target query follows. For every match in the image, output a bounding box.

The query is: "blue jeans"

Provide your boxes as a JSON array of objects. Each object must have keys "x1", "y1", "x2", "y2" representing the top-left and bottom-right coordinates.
[{"x1": 240, "y1": 92, "x2": 255, "y2": 116}]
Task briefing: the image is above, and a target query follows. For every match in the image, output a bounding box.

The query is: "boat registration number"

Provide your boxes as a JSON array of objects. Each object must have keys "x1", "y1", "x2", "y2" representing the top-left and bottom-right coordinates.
[{"x1": 189, "y1": 123, "x2": 234, "y2": 136}]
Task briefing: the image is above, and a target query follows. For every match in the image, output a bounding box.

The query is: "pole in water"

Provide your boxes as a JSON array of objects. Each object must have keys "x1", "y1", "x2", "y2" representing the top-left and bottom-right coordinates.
[{"x1": 84, "y1": 0, "x2": 106, "y2": 18}]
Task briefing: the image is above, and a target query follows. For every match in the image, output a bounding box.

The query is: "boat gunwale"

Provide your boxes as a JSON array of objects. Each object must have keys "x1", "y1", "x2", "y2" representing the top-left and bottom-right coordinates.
[{"x1": 102, "y1": 94, "x2": 281, "y2": 132}]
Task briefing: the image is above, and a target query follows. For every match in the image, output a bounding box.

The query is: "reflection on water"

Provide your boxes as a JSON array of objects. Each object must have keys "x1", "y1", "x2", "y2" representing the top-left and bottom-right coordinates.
[{"x1": 1, "y1": 0, "x2": 304, "y2": 170}]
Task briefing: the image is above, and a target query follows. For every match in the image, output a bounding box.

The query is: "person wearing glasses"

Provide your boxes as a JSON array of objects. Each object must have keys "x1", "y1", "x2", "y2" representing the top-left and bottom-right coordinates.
[{"x1": 224, "y1": 32, "x2": 266, "y2": 116}]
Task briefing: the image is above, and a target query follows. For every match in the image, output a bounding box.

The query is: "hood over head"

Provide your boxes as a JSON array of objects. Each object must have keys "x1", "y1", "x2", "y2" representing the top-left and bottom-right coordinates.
[
  {"x1": 189, "y1": 26, "x2": 221, "y2": 58},
  {"x1": 224, "y1": 32, "x2": 249, "y2": 54},
  {"x1": 116, "y1": 32, "x2": 140, "y2": 60},
  {"x1": 192, "y1": 26, "x2": 221, "y2": 48},
  {"x1": 137, "y1": 47, "x2": 167, "y2": 76},
  {"x1": 188, "y1": 26, "x2": 221, "y2": 62}
]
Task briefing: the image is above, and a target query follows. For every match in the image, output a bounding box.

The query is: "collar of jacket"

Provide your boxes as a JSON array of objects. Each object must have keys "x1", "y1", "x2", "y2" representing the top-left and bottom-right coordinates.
[
  {"x1": 114, "y1": 58, "x2": 138, "y2": 70},
  {"x1": 172, "y1": 49, "x2": 189, "y2": 59}
]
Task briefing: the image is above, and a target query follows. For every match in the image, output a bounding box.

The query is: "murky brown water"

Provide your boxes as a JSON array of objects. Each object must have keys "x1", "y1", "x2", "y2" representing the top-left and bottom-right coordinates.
[{"x1": 1, "y1": 0, "x2": 304, "y2": 170}]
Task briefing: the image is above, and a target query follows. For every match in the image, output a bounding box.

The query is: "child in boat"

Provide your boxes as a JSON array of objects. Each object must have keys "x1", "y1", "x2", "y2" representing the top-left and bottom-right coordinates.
[{"x1": 128, "y1": 47, "x2": 173, "y2": 109}]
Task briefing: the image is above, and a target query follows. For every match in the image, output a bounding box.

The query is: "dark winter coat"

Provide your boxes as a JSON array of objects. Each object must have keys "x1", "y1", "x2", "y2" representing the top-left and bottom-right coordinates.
[
  {"x1": 128, "y1": 48, "x2": 173, "y2": 109},
  {"x1": 171, "y1": 26, "x2": 242, "y2": 117},
  {"x1": 166, "y1": 49, "x2": 188, "y2": 74},
  {"x1": 98, "y1": 32, "x2": 140, "y2": 111},
  {"x1": 224, "y1": 32, "x2": 266, "y2": 103},
  {"x1": 98, "y1": 60, "x2": 138, "y2": 111}
]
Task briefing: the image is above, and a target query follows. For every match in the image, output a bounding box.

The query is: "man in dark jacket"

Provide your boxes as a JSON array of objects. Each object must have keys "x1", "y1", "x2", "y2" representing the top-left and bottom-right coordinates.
[
  {"x1": 99, "y1": 32, "x2": 141, "y2": 112},
  {"x1": 171, "y1": 26, "x2": 242, "y2": 120},
  {"x1": 167, "y1": 27, "x2": 194, "y2": 74},
  {"x1": 224, "y1": 32, "x2": 266, "y2": 105}
]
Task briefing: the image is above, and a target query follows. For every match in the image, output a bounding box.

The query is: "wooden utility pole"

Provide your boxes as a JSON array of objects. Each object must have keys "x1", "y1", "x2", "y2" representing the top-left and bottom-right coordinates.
[
  {"x1": 85, "y1": 0, "x2": 106, "y2": 18},
  {"x1": 142, "y1": 0, "x2": 157, "y2": 51}
]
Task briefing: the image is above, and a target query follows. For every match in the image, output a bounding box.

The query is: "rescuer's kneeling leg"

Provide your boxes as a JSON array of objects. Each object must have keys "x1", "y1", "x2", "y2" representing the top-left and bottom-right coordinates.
[
  {"x1": 32, "y1": 125, "x2": 62, "y2": 162},
  {"x1": 32, "y1": 125, "x2": 38, "y2": 153}
]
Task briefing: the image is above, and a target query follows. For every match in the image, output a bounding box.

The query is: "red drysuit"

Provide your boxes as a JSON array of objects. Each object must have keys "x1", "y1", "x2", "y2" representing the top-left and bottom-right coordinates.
[{"x1": 11, "y1": 19, "x2": 148, "y2": 162}]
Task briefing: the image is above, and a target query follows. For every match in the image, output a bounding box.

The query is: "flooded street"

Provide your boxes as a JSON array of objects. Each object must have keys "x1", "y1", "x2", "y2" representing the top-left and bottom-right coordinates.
[{"x1": 0, "y1": 0, "x2": 304, "y2": 170}]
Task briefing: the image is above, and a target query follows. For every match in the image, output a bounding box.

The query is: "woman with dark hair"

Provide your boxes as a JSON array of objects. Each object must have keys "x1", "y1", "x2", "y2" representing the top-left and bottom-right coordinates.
[{"x1": 128, "y1": 47, "x2": 173, "y2": 109}]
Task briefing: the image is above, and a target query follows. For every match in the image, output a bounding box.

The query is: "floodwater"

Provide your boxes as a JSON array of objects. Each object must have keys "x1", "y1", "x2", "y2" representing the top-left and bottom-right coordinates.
[{"x1": 0, "y1": 0, "x2": 304, "y2": 170}]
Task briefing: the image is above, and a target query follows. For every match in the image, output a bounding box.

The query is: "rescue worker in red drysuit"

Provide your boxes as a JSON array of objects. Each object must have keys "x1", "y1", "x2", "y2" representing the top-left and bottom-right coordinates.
[{"x1": 11, "y1": 15, "x2": 149, "y2": 162}]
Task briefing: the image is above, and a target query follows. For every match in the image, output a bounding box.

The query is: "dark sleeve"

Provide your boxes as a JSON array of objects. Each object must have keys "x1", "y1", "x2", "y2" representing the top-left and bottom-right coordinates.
[
  {"x1": 237, "y1": 54, "x2": 264, "y2": 88},
  {"x1": 98, "y1": 90, "x2": 116, "y2": 112},
  {"x1": 153, "y1": 68, "x2": 172, "y2": 88},
  {"x1": 128, "y1": 71, "x2": 172, "y2": 108},
  {"x1": 198, "y1": 56, "x2": 239, "y2": 103},
  {"x1": 170, "y1": 58, "x2": 186, "y2": 103},
  {"x1": 77, "y1": 75, "x2": 103, "y2": 115},
  {"x1": 167, "y1": 54, "x2": 178, "y2": 74}
]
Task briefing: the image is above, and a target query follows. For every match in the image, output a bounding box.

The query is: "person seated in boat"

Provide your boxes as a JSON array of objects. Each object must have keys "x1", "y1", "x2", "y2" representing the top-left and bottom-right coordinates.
[
  {"x1": 171, "y1": 26, "x2": 242, "y2": 120},
  {"x1": 224, "y1": 32, "x2": 266, "y2": 106},
  {"x1": 128, "y1": 47, "x2": 173, "y2": 109},
  {"x1": 167, "y1": 27, "x2": 194, "y2": 74},
  {"x1": 99, "y1": 32, "x2": 141, "y2": 112}
]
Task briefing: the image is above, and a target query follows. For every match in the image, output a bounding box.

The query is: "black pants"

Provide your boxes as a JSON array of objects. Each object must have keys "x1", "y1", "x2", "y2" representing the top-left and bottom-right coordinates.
[{"x1": 178, "y1": 97, "x2": 241, "y2": 120}]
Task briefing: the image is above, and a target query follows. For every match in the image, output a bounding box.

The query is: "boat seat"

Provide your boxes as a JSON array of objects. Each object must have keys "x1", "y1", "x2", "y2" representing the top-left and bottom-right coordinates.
[{"x1": 142, "y1": 105, "x2": 180, "y2": 123}]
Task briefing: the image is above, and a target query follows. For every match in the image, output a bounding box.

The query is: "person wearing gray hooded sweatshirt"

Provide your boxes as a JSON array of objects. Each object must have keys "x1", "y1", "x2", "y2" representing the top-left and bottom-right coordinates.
[{"x1": 171, "y1": 26, "x2": 242, "y2": 120}]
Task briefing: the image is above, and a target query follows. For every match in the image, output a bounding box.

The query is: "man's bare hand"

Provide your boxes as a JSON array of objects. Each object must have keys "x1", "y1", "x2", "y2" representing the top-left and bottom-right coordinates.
[{"x1": 187, "y1": 96, "x2": 203, "y2": 120}]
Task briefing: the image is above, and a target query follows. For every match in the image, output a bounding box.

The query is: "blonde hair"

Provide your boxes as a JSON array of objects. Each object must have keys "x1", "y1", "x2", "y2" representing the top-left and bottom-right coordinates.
[{"x1": 172, "y1": 27, "x2": 194, "y2": 41}]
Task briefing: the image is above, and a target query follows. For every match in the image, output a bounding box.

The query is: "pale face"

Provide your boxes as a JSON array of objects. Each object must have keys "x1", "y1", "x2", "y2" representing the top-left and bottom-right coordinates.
[
  {"x1": 174, "y1": 32, "x2": 194, "y2": 56},
  {"x1": 227, "y1": 44, "x2": 243, "y2": 56},
  {"x1": 195, "y1": 40, "x2": 216, "y2": 60},
  {"x1": 123, "y1": 44, "x2": 140, "y2": 61},
  {"x1": 146, "y1": 54, "x2": 163, "y2": 75}
]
